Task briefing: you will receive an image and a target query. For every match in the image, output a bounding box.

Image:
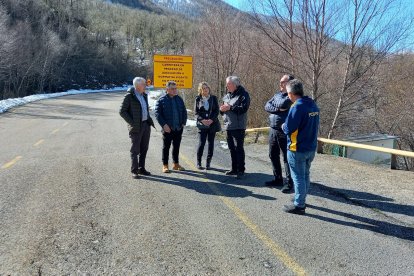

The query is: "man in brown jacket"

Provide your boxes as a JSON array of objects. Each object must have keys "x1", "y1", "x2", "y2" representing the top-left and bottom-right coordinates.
[{"x1": 120, "y1": 77, "x2": 154, "y2": 179}]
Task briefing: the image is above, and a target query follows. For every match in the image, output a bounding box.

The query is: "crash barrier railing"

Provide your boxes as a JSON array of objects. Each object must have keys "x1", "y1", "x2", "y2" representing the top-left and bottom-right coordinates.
[{"x1": 245, "y1": 127, "x2": 414, "y2": 170}]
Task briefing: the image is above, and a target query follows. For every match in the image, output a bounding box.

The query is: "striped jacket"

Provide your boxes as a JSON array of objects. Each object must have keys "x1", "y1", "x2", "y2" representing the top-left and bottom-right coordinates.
[{"x1": 264, "y1": 91, "x2": 292, "y2": 129}]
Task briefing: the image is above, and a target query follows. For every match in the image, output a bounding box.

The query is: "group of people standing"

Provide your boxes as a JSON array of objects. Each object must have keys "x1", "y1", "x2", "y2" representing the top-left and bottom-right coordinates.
[{"x1": 119, "y1": 74, "x2": 319, "y2": 215}]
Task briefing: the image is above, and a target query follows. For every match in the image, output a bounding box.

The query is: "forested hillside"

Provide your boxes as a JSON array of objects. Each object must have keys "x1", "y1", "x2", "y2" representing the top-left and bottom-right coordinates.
[
  {"x1": 1, "y1": 0, "x2": 413, "y2": 169},
  {"x1": 0, "y1": 0, "x2": 193, "y2": 99},
  {"x1": 108, "y1": 0, "x2": 238, "y2": 17}
]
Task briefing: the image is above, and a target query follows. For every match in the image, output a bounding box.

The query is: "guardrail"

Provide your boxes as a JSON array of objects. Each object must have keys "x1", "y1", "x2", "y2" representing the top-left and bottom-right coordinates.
[{"x1": 245, "y1": 127, "x2": 414, "y2": 169}]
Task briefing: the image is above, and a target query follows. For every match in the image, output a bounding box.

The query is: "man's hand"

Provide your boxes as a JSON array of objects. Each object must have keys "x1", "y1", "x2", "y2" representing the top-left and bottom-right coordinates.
[
  {"x1": 220, "y1": 103, "x2": 231, "y2": 112},
  {"x1": 163, "y1": 124, "x2": 171, "y2": 133}
]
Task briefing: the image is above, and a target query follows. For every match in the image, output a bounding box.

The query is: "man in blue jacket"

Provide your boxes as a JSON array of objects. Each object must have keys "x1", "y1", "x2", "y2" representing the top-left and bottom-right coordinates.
[
  {"x1": 282, "y1": 79, "x2": 320, "y2": 214},
  {"x1": 155, "y1": 81, "x2": 188, "y2": 173},
  {"x1": 264, "y1": 74, "x2": 294, "y2": 192}
]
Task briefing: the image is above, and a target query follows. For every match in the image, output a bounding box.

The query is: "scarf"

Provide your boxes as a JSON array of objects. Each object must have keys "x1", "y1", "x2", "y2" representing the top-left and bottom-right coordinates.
[{"x1": 201, "y1": 95, "x2": 210, "y2": 111}]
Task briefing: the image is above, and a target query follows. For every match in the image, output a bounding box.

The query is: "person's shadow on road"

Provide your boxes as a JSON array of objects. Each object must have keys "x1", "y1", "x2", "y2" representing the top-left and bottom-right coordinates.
[
  {"x1": 305, "y1": 204, "x2": 414, "y2": 241},
  {"x1": 309, "y1": 182, "x2": 414, "y2": 218},
  {"x1": 306, "y1": 181, "x2": 414, "y2": 241},
  {"x1": 142, "y1": 173, "x2": 276, "y2": 201}
]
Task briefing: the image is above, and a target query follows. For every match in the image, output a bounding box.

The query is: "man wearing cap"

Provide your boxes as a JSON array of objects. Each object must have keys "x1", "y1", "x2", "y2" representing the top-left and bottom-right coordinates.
[{"x1": 155, "y1": 81, "x2": 187, "y2": 173}]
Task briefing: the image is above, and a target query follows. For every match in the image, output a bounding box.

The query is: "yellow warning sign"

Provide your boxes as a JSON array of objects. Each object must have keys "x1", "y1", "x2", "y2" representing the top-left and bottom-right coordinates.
[{"x1": 153, "y1": 55, "x2": 193, "y2": 89}]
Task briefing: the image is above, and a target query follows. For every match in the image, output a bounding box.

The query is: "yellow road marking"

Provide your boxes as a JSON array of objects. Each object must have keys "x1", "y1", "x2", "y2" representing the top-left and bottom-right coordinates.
[
  {"x1": 34, "y1": 139, "x2": 45, "y2": 147},
  {"x1": 62, "y1": 122, "x2": 69, "y2": 127},
  {"x1": 50, "y1": 128, "x2": 60, "y2": 134},
  {"x1": 180, "y1": 153, "x2": 307, "y2": 276},
  {"x1": 1, "y1": 156, "x2": 22, "y2": 169}
]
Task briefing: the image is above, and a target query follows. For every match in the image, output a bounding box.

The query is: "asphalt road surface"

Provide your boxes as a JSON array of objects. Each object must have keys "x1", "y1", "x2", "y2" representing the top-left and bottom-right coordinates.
[{"x1": 1, "y1": 92, "x2": 413, "y2": 275}]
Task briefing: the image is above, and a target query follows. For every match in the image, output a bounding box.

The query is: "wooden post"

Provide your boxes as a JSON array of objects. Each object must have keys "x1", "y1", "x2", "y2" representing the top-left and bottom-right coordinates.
[
  {"x1": 391, "y1": 139, "x2": 397, "y2": 170},
  {"x1": 254, "y1": 132, "x2": 260, "y2": 143},
  {"x1": 391, "y1": 154, "x2": 397, "y2": 170},
  {"x1": 317, "y1": 140, "x2": 324, "y2": 154}
]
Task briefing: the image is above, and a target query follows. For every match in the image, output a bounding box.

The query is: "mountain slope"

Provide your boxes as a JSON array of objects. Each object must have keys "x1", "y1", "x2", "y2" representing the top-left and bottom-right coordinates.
[
  {"x1": 107, "y1": 0, "x2": 240, "y2": 18},
  {"x1": 105, "y1": 0, "x2": 163, "y2": 12}
]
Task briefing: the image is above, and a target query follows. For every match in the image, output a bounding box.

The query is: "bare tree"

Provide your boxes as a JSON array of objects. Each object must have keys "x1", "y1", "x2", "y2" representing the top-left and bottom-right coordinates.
[
  {"x1": 249, "y1": 0, "x2": 412, "y2": 139},
  {"x1": 192, "y1": 6, "x2": 245, "y2": 99},
  {"x1": 249, "y1": 0, "x2": 341, "y2": 101},
  {"x1": 327, "y1": 0, "x2": 412, "y2": 138},
  {"x1": 249, "y1": 0, "x2": 296, "y2": 74},
  {"x1": 372, "y1": 53, "x2": 414, "y2": 170},
  {"x1": 0, "y1": 8, "x2": 17, "y2": 99}
]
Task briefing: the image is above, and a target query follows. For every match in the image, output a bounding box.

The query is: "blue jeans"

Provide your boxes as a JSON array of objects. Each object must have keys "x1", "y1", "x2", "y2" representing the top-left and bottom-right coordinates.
[{"x1": 287, "y1": 150, "x2": 315, "y2": 208}]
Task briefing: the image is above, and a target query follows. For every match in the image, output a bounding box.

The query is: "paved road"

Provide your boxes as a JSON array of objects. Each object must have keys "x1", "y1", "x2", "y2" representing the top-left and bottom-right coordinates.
[{"x1": 1, "y1": 92, "x2": 413, "y2": 275}]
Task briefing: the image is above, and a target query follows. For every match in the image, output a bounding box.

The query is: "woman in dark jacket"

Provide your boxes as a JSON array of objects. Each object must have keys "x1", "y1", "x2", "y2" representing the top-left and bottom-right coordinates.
[{"x1": 194, "y1": 82, "x2": 221, "y2": 170}]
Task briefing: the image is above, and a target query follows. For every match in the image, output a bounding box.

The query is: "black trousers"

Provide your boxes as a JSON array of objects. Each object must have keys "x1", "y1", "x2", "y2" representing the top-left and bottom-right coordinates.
[
  {"x1": 162, "y1": 128, "x2": 183, "y2": 165},
  {"x1": 129, "y1": 121, "x2": 151, "y2": 173},
  {"x1": 269, "y1": 127, "x2": 292, "y2": 182},
  {"x1": 227, "y1": 129, "x2": 245, "y2": 173},
  {"x1": 197, "y1": 130, "x2": 216, "y2": 163}
]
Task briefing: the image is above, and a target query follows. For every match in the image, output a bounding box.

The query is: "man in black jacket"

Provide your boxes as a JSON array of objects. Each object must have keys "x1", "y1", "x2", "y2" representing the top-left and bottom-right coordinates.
[
  {"x1": 264, "y1": 74, "x2": 294, "y2": 192},
  {"x1": 120, "y1": 77, "x2": 154, "y2": 179},
  {"x1": 220, "y1": 76, "x2": 250, "y2": 179}
]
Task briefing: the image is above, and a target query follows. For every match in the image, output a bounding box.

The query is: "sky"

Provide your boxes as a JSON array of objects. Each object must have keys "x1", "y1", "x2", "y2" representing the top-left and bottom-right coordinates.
[
  {"x1": 222, "y1": 0, "x2": 414, "y2": 51},
  {"x1": 223, "y1": 0, "x2": 414, "y2": 14},
  {"x1": 223, "y1": 0, "x2": 246, "y2": 10}
]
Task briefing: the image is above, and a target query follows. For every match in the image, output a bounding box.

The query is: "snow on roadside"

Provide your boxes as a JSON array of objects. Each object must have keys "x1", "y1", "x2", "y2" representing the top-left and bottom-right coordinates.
[
  {"x1": 0, "y1": 85, "x2": 198, "y2": 127},
  {"x1": 0, "y1": 85, "x2": 129, "y2": 114}
]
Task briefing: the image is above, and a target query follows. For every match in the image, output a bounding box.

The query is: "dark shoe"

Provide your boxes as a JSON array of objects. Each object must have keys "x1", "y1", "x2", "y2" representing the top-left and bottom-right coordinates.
[
  {"x1": 283, "y1": 204, "x2": 305, "y2": 215},
  {"x1": 206, "y1": 160, "x2": 211, "y2": 170},
  {"x1": 137, "y1": 168, "x2": 151, "y2": 176},
  {"x1": 281, "y1": 184, "x2": 293, "y2": 193},
  {"x1": 225, "y1": 170, "x2": 237, "y2": 176},
  {"x1": 236, "y1": 172, "x2": 244, "y2": 179},
  {"x1": 265, "y1": 178, "x2": 284, "y2": 187},
  {"x1": 131, "y1": 172, "x2": 140, "y2": 179},
  {"x1": 290, "y1": 196, "x2": 307, "y2": 207},
  {"x1": 197, "y1": 162, "x2": 204, "y2": 170}
]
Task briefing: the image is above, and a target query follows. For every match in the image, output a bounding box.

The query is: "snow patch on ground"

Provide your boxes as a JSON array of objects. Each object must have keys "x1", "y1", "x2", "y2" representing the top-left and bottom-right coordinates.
[
  {"x1": 1, "y1": 86, "x2": 198, "y2": 128},
  {"x1": 0, "y1": 86, "x2": 129, "y2": 114}
]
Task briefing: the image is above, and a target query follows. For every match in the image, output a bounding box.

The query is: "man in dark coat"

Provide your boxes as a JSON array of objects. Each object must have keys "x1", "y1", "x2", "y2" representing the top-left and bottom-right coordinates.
[
  {"x1": 264, "y1": 74, "x2": 295, "y2": 193},
  {"x1": 155, "y1": 81, "x2": 188, "y2": 173},
  {"x1": 120, "y1": 77, "x2": 154, "y2": 179},
  {"x1": 220, "y1": 76, "x2": 250, "y2": 179}
]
